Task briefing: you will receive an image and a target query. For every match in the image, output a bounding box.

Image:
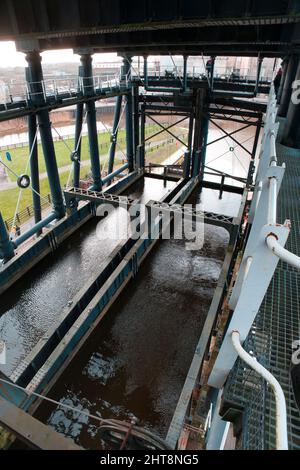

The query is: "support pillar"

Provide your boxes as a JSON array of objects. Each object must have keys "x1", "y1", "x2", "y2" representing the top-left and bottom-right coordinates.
[
  {"x1": 282, "y1": 58, "x2": 300, "y2": 148},
  {"x1": 72, "y1": 101, "x2": 84, "y2": 188},
  {"x1": 0, "y1": 213, "x2": 14, "y2": 262},
  {"x1": 122, "y1": 55, "x2": 134, "y2": 172},
  {"x1": 28, "y1": 114, "x2": 41, "y2": 232},
  {"x1": 140, "y1": 105, "x2": 146, "y2": 170},
  {"x1": 200, "y1": 117, "x2": 209, "y2": 183},
  {"x1": 108, "y1": 95, "x2": 122, "y2": 175},
  {"x1": 183, "y1": 114, "x2": 194, "y2": 178},
  {"x1": 278, "y1": 55, "x2": 298, "y2": 118},
  {"x1": 80, "y1": 53, "x2": 102, "y2": 191},
  {"x1": 143, "y1": 56, "x2": 148, "y2": 87},
  {"x1": 247, "y1": 112, "x2": 263, "y2": 186},
  {"x1": 183, "y1": 55, "x2": 188, "y2": 92},
  {"x1": 210, "y1": 56, "x2": 215, "y2": 90},
  {"x1": 192, "y1": 89, "x2": 206, "y2": 177},
  {"x1": 183, "y1": 151, "x2": 191, "y2": 179},
  {"x1": 254, "y1": 56, "x2": 263, "y2": 96},
  {"x1": 133, "y1": 84, "x2": 140, "y2": 165},
  {"x1": 25, "y1": 51, "x2": 65, "y2": 218},
  {"x1": 277, "y1": 57, "x2": 288, "y2": 104}
]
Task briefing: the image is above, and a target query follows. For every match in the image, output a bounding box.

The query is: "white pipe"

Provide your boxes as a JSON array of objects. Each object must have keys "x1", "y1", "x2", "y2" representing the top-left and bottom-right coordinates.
[
  {"x1": 219, "y1": 422, "x2": 231, "y2": 450},
  {"x1": 243, "y1": 256, "x2": 253, "y2": 284},
  {"x1": 204, "y1": 403, "x2": 213, "y2": 432},
  {"x1": 268, "y1": 177, "x2": 277, "y2": 224},
  {"x1": 266, "y1": 233, "x2": 300, "y2": 270},
  {"x1": 231, "y1": 331, "x2": 288, "y2": 450}
]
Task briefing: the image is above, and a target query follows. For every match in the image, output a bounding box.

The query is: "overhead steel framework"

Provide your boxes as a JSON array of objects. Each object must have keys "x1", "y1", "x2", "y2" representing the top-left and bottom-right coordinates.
[{"x1": 1, "y1": 1, "x2": 300, "y2": 56}]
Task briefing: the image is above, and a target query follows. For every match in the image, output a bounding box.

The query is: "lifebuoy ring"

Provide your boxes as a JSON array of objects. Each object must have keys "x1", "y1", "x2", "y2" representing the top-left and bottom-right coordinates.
[{"x1": 17, "y1": 174, "x2": 30, "y2": 189}]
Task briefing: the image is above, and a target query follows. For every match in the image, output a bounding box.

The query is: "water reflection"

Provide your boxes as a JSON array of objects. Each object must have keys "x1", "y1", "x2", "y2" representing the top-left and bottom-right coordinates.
[
  {"x1": 35, "y1": 186, "x2": 240, "y2": 448},
  {"x1": 0, "y1": 178, "x2": 175, "y2": 375}
]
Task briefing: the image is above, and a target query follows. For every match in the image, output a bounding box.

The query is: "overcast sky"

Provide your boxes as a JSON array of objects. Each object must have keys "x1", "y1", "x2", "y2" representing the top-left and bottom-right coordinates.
[{"x1": 0, "y1": 41, "x2": 119, "y2": 67}]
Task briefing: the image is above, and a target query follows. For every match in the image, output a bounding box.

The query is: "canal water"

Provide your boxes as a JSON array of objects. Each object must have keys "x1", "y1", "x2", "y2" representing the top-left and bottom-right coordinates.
[
  {"x1": 33, "y1": 184, "x2": 241, "y2": 449},
  {"x1": 0, "y1": 178, "x2": 176, "y2": 376}
]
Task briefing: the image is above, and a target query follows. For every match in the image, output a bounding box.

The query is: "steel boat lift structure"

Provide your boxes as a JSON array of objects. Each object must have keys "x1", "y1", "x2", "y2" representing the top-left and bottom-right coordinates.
[{"x1": 0, "y1": 0, "x2": 300, "y2": 450}]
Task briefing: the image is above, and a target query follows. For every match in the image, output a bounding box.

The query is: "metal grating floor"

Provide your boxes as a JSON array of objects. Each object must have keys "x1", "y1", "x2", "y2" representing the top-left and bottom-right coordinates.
[{"x1": 223, "y1": 143, "x2": 300, "y2": 450}]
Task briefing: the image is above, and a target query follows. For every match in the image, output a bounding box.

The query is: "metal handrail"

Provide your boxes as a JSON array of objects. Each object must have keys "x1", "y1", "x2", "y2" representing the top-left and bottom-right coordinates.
[
  {"x1": 231, "y1": 330, "x2": 288, "y2": 450},
  {"x1": 0, "y1": 74, "x2": 122, "y2": 105},
  {"x1": 206, "y1": 83, "x2": 293, "y2": 450},
  {"x1": 264, "y1": 89, "x2": 300, "y2": 269}
]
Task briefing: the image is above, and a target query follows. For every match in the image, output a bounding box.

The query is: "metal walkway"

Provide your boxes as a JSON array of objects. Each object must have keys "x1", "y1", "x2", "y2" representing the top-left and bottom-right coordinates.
[{"x1": 222, "y1": 142, "x2": 300, "y2": 450}]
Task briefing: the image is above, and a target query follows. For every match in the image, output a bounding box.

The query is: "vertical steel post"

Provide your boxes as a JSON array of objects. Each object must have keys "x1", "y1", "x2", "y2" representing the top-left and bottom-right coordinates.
[
  {"x1": 247, "y1": 112, "x2": 263, "y2": 186},
  {"x1": 254, "y1": 56, "x2": 263, "y2": 96},
  {"x1": 183, "y1": 151, "x2": 191, "y2": 179},
  {"x1": 80, "y1": 53, "x2": 102, "y2": 191},
  {"x1": 183, "y1": 55, "x2": 188, "y2": 92},
  {"x1": 28, "y1": 113, "x2": 42, "y2": 233},
  {"x1": 187, "y1": 114, "x2": 194, "y2": 151},
  {"x1": 192, "y1": 89, "x2": 205, "y2": 177},
  {"x1": 122, "y1": 55, "x2": 134, "y2": 172},
  {"x1": 108, "y1": 95, "x2": 122, "y2": 175},
  {"x1": 200, "y1": 116, "x2": 209, "y2": 183},
  {"x1": 72, "y1": 102, "x2": 84, "y2": 188},
  {"x1": 219, "y1": 174, "x2": 225, "y2": 199},
  {"x1": 278, "y1": 54, "x2": 298, "y2": 118},
  {"x1": 0, "y1": 212, "x2": 14, "y2": 262},
  {"x1": 140, "y1": 104, "x2": 146, "y2": 170},
  {"x1": 282, "y1": 58, "x2": 300, "y2": 148},
  {"x1": 210, "y1": 56, "x2": 215, "y2": 89},
  {"x1": 183, "y1": 114, "x2": 194, "y2": 178},
  {"x1": 25, "y1": 51, "x2": 65, "y2": 218},
  {"x1": 143, "y1": 56, "x2": 148, "y2": 87},
  {"x1": 277, "y1": 57, "x2": 288, "y2": 104},
  {"x1": 133, "y1": 84, "x2": 140, "y2": 166}
]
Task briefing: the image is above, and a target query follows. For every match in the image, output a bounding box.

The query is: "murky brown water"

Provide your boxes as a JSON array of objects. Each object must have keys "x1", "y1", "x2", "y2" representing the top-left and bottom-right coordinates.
[
  {"x1": 0, "y1": 178, "x2": 176, "y2": 376},
  {"x1": 33, "y1": 183, "x2": 240, "y2": 448}
]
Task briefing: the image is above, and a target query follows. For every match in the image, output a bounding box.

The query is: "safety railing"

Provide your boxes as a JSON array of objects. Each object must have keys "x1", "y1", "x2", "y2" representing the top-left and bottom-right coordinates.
[
  {"x1": 0, "y1": 73, "x2": 123, "y2": 107},
  {"x1": 0, "y1": 62, "x2": 273, "y2": 108},
  {"x1": 131, "y1": 62, "x2": 273, "y2": 82},
  {"x1": 231, "y1": 330, "x2": 288, "y2": 450},
  {"x1": 4, "y1": 194, "x2": 52, "y2": 231},
  {"x1": 207, "y1": 84, "x2": 300, "y2": 449}
]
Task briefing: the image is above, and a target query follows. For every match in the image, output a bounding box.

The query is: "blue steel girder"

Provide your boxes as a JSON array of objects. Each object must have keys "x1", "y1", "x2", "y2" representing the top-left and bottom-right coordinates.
[
  {"x1": 146, "y1": 200, "x2": 236, "y2": 234},
  {"x1": 0, "y1": 87, "x2": 130, "y2": 123},
  {"x1": 63, "y1": 187, "x2": 135, "y2": 208}
]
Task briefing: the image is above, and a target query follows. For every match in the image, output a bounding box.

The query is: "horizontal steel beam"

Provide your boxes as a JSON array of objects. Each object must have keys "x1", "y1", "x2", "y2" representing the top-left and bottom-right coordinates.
[
  {"x1": 0, "y1": 87, "x2": 129, "y2": 122},
  {"x1": 146, "y1": 200, "x2": 236, "y2": 233},
  {"x1": 144, "y1": 172, "x2": 181, "y2": 182},
  {"x1": 64, "y1": 187, "x2": 135, "y2": 207},
  {"x1": 201, "y1": 179, "x2": 244, "y2": 195}
]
